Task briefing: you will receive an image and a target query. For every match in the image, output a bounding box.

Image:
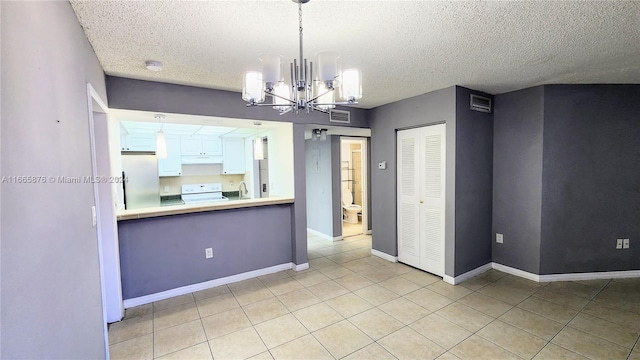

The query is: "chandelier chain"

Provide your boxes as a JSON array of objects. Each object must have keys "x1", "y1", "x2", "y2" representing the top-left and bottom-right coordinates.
[{"x1": 298, "y1": 1, "x2": 303, "y2": 34}]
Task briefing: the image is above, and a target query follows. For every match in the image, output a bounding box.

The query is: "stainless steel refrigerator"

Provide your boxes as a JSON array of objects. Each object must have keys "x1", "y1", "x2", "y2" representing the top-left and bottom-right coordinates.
[{"x1": 121, "y1": 153, "x2": 160, "y2": 209}]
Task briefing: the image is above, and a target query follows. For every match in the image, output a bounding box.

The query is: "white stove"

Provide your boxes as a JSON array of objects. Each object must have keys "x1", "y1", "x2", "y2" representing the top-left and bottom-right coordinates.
[{"x1": 181, "y1": 183, "x2": 229, "y2": 204}]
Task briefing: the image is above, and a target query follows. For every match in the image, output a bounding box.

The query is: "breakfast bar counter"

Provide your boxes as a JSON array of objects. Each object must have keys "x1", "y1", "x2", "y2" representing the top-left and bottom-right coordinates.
[{"x1": 117, "y1": 197, "x2": 294, "y2": 221}]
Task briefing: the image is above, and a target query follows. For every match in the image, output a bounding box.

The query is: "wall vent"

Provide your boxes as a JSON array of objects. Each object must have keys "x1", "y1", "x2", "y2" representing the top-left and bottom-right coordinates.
[
  {"x1": 329, "y1": 109, "x2": 350, "y2": 124},
  {"x1": 470, "y1": 94, "x2": 492, "y2": 113}
]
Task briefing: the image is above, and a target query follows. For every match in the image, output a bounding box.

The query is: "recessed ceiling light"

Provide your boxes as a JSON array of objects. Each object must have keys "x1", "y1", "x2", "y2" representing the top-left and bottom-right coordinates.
[{"x1": 145, "y1": 60, "x2": 163, "y2": 72}]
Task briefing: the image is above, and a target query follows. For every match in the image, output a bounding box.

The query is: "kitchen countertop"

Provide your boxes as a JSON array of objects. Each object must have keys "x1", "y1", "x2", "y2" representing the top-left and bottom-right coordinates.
[{"x1": 117, "y1": 196, "x2": 294, "y2": 221}]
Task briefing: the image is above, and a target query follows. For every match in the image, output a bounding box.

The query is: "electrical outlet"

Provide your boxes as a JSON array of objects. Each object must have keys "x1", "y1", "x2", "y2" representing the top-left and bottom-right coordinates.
[
  {"x1": 205, "y1": 248, "x2": 213, "y2": 259},
  {"x1": 616, "y1": 239, "x2": 623, "y2": 249},
  {"x1": 496, "y1": 233, "x2": 503, "y2": 244},
  {"x1": 163, "y1": 185, "x2": 170, "y2": 193},
  {"x1": 623, "y1": 239, "x2": 630, "y2": 249}
]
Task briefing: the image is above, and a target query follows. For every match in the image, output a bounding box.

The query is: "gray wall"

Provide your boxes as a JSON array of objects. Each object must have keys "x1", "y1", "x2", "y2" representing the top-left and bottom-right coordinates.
[
  {"x1": 106, "y1": 76, "x2": 369, "y2": 128},
  {"x1": 369, "y1": 86, "x2": 458, "y2": 276},
  {"x1": 1, "y1": 2, "x2": 108, "y2": 358},
  {"x1": 492, "y1": 86, "x2": 544, "y2": 274},
  {"x1": 540, "y1": 85, "x2": 640, "y2": 274},
  {"x1": 119, "y1": 205, "x2": 293, "y2": 298},
  {"x1": 291, "y1": 123, "x2": 309, "y2": 265},
  {"x1": 454, "y1": 87, "x2": 494, "y2": 275},
  {"x1": 366, "y1": 138, "x2": 373, "y2": 232},
  {"x1": 331, "y1": 137, "x2": 342, "y2": 237},
  {"x1": 305, "y1": 137, "x2": 336, "y2": 236}
]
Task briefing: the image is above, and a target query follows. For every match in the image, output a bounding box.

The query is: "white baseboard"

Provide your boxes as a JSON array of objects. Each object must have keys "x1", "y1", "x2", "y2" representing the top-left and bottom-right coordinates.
[
  {"x1": 371, "y1": 249, "x2": 398, "y2": 263},
  {"x1": 441, "y1": 262, "x2": 640, "y2": 286},
  {"x1": 307, "y1": 228, "x2": 342, "y2": 242},
  {"x1": 293, "y1": 263, "x2": 310, "y2": 271},
  {"x1": 491, "y1": 263, "x2": 640, "y2": 283},
  {"x1": 443, "y1": 263, "x2": 493, "y2": 285},
  {"x1": 492, "y1": 263, "x2": 540, "y2": 282},
  {"x1": 538, "y1": 269, "x2": 640, "y2": 282},
  {"x1": 124, "y1": 262, "x2": 294, "y2": 308},
  {"x1": 365, "y1": 230, "x2": 372, "y2": 235}
]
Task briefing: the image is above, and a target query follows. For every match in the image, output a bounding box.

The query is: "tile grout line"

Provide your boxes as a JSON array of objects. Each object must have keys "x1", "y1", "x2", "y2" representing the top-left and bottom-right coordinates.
[
  {"x1": 541, "y1": 278, "x2": 614, "y2": 360},
  {"x1": 192, "y1": 293, "x2": 215, "y2": 360},
  {"x1": 124, "y1": 235, "x2": 638, "y2": 360},
  {"x1": 627, "y1": 333, "x2": 640, "y2": 360}
]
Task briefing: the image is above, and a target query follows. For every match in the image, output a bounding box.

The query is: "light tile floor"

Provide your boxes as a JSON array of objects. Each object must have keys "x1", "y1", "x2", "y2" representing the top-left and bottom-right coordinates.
[
  {"x1": 109, "y1": 233, "x2": 640, "y2": 360},
  {"x1": 342, "y1": 221, "x2": 363, "y2": 238}
]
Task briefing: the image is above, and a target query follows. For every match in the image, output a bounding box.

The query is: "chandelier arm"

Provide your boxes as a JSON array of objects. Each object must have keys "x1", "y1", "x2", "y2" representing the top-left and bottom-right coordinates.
[
  {"x1": 247, "y1": 103, "x2": 294, "y2": 108},
  {"x1": 265, "y1": 90, "x2": 296, "y2": 104},
  {"x1": 307, "y1": 88, "x2": 334, "y2": 103},
  {"x1": 310, "y1": 106, "x2": 330, "y2": 114},
  {"x1": 314, "y1": 101, "x2": 359, "y2": 106}
]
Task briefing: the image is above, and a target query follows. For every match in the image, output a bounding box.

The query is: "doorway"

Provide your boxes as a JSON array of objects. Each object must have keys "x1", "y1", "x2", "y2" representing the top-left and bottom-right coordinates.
[
  {"x1": 397, "y1": 124, "x2": 446, "y2": 276},
  {"x1": 341, "y1": 137, "x2": 368, "y2": 238}
]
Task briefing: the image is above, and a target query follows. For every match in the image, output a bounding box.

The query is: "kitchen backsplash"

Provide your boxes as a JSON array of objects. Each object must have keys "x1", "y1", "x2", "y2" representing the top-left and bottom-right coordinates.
[{"x1": 159, "y1": 164, "x2": 244, "y2": 195}]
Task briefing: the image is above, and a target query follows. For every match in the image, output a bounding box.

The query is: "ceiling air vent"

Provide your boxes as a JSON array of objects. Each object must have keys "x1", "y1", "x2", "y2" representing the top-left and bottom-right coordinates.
[
  {"x1": 470, "y1": 94, "x2": 492, "y2": 113},
  {"x1": 329, "y1": 109, "x2": 350, "y2": 124}
]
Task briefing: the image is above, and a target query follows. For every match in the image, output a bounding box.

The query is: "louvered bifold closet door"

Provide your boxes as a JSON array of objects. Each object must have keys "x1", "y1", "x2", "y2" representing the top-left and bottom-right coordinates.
[
  {"x1": 419, "y1": 124, "x2": 446, "y2": 276},
  {"x1": 397, "y1": 129, "x2": 421, "y2": 268}
]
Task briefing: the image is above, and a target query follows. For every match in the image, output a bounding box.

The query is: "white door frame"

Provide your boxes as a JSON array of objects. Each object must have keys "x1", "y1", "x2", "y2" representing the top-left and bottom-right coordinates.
[
  {"x1": 340, "y1": 137, "x2": 368, "y2": 235},
  {"x1": 85, "y1": 83, "x2": 118, "y2": 359}
]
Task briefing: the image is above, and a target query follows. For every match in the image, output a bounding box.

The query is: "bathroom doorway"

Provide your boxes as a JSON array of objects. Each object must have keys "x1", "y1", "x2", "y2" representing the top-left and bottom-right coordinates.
[{"x1": 341, "y1": 137, "x2": 368, "y2": 238}]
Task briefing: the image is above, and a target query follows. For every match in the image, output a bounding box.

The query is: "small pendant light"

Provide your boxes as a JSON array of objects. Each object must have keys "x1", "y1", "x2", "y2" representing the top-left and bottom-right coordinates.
[
  {"x1": 253, "y1": 122, "x2": 264, "y2": 160},
  {"x1": 155, "y1": 114, "x2": 167, "y2": 159}
]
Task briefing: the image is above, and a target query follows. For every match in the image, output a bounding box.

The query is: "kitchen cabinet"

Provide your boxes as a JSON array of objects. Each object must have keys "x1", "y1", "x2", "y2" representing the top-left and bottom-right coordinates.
[
  {"x1": 158, "y1": 135, "x2": 182, "y2": 177},
  {"x1": 222, "y1": 137, "x2": 245, "y2": 174},
  {"x1": 180, "y1": 135, "x2": 222, "y2": 156},
  {"x1": 121, "y1": 133, "x2": 156, "y2": 152}
]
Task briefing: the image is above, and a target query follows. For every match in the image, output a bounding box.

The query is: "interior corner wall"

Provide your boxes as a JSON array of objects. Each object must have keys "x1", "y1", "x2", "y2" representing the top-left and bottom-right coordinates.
[
  {"x1": 369, "y1": 86, "x2": 457, "y2": 268},
  {"x1": 454, "y1": 87, "x2": 493, "y2": 275},
  {"x1": 540, "y1": 85, "x2": 640, "y2": 274},
  {"x1": 1, "y1": 1, "x2": 107, "y2": 358},
  {"x1": 305, "y1": 136, "x2": 336, "y2": 237},
  {"x1": 366, "y1": 138, "x2": 373, "y2": 232},
  {"x1": 291, "y1": 123, "x2": 308, "y2": 265},
  {"x1": 331, "y1": 136, "x2": 343, "y2": 237},
  {"x1": 492, "y1": 86, "x2": 544, "y2": 274}
]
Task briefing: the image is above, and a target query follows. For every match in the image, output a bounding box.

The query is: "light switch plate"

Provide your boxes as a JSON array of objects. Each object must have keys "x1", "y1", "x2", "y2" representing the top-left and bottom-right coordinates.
[
  {"x1": 616, "y1": 239, "x2": 623, "y2": 249},
  {"x1": 205, "y1": 248, "x2": 213, "y2": 259},
  {"x1": 623, "y1": 238, "x2": 630, "y2": 249},
  {"x1": 496, "y1": 233, "x2": 503, "y2": 244}
]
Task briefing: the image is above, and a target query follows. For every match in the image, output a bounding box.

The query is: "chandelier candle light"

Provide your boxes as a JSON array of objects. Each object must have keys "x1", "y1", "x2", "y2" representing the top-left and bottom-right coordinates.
[{"x1": 242, "y1": 0, "x2": 362, "y2": 115}]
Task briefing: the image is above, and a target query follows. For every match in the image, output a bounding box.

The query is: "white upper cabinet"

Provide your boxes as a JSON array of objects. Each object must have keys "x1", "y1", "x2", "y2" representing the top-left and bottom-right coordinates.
[
  {"x1": 222, "y1": 137, "x2": 246, "y2": 174},
  {"x1": 180, "y1": 136, "x2": 202, "y2": 155},
  {"x1": 121, "y1": 133, "x2": 156, "y2": 152},
  {"x1": 180, "y1": 135, "x2": 222, "y2": 156},
  {"x1": 202, "y1": 136, "x2": 223, "y2": 155},
  {"x1": 158, "y1": 135, "x2": 182, "y2": 177}
]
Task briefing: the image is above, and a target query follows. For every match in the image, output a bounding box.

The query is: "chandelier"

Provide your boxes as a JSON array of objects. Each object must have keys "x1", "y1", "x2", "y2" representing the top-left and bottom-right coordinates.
[{"x1": 242, "y1": 0, "x2": 362, "y2": 115}]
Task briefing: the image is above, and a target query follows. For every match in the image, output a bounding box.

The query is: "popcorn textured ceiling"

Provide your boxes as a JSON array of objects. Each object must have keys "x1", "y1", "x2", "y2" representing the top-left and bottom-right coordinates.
[{"x1": 70, "y1": 1, "x2": 640, "y2": 109}]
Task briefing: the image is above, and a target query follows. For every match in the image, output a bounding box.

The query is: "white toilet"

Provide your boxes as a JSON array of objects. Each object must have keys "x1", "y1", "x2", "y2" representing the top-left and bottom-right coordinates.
[{"x1": 342, "y1": 191, "x2": 362, "y2": 224}]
